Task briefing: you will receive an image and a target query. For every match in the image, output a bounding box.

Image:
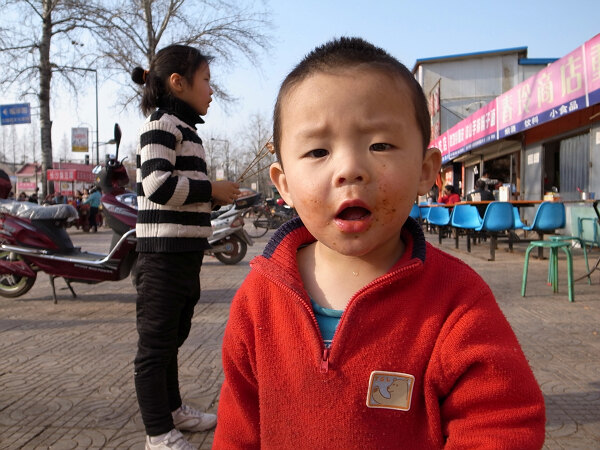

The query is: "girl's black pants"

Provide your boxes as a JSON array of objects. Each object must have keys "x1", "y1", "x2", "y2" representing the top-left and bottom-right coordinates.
[{"x1": 134, "y1": 251, "x2": 204, "y2": 436}]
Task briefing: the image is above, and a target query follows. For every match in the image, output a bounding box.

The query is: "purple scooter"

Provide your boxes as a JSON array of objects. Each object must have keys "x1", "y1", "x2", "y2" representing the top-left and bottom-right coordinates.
[{"x1": 0, "y1": 124, "x2": 138, "y2": 303}]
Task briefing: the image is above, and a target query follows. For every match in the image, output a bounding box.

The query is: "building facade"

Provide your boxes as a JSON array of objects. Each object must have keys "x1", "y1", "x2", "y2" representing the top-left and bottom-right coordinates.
[
  {"x1": 418, "y1": 33, "x2": 600, "y2": 233},
  {"x1": 414, "y1": 46, "x2": 555, "y2": 196}
]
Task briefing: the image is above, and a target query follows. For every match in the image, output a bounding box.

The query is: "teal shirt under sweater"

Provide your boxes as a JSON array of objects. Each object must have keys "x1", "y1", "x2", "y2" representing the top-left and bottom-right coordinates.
[{"x1": 311, "y1": 299, "x2": 343, "y2": 348}]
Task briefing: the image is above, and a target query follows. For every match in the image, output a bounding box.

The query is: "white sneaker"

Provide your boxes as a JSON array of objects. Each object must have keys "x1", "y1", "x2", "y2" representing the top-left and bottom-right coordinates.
[
  {"x1": 145, "y1": 429, "x2": 196, "y2": 450},
  {"x1": 172, "y1": 404, "x2": 217, "y2": 432}
]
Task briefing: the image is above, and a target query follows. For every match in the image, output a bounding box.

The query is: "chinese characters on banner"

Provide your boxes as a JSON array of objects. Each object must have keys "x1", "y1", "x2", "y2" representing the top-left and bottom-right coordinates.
[
  {"x1": 431, "y1": 100, "x2": 497, "y2": 163},
  {"x1": 46, "y1": 169, "x2": 95, "y2": 183},
  {"x1": 431, "y1": 33, "x2": 600, "y2": 163}
]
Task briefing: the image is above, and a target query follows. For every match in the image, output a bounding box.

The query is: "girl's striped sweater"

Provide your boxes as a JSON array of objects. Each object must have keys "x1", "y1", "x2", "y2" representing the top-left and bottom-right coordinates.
[{"x1": 135, "y1": 98, "x2": 213, "y2": 253}]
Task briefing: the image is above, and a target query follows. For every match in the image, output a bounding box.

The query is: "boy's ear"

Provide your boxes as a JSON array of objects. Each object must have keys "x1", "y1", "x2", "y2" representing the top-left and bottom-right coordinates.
[
  {"x1": 269, "y1": 162, "x2": 294, "y2": 208},
  {"x1": 417, "y1": 147, "x2": 442, "y2": 196}
]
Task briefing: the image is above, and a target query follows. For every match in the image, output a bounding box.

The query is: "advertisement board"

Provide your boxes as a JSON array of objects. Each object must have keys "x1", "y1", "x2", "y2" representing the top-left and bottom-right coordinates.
[{"x1": 72, "y1": 127, "x2": 89, "y2": 152}]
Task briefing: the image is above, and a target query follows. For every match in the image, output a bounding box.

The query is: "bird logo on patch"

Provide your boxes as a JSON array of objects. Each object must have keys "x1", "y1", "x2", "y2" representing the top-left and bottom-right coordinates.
[{"x1": 366, "y1": 371, "x2": 414, "y2": 411}]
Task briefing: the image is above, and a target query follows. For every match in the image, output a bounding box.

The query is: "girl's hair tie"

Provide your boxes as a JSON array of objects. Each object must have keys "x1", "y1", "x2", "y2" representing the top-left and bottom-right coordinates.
[{"x1": 142, "y1": 70, "x2": 149, "y2": 83}]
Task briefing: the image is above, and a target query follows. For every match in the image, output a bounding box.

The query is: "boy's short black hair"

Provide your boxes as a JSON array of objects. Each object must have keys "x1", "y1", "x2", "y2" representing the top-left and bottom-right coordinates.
[{"x1": 272, "y1": 37, "x2": 431, "y2": 164}]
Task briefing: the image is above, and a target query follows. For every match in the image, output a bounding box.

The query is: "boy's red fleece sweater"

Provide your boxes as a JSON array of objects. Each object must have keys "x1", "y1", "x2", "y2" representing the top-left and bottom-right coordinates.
[{"x1": 214, "y1": 218, "x2": 545, "y2": 449}]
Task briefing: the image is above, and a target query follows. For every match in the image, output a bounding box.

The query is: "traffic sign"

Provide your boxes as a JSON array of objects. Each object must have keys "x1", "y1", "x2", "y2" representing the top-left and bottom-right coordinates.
[{"x1": 0, "y1": 103, "x2": 31, "y2": 125}]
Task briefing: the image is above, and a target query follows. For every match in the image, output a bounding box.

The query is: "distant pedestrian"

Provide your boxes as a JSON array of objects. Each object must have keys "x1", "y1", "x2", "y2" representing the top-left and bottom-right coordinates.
[
  {"x1": 82, "y1": 187, "x2": 101, "y2": 232},
  {"x1": 53, "y1": 192, "x2": 65, "y2": 204},
  {"x1": 467, "y1": 178, "x2": 495, "y2": 217},
  {"x1": 28, "y1": 187, "x2": 40, "y2": 204},
  {"x1": 439, "y1": 184, "x2": 461, "y2": 204}
]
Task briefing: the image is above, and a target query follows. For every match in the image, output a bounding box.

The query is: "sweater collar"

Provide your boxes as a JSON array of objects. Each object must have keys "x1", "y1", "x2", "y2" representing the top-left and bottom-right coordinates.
[
  {"x1": 260, "y1": 216, "x2": 427, "y2": 270},
  {"x1": 159, "y1": 96, "x2": 205, "y2": 128}
]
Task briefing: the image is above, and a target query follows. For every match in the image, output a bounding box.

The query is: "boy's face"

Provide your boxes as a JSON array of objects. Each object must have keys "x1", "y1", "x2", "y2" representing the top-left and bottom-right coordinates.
[{"x1": 270, "y1": 68, "x2": 440, "y2": 258}]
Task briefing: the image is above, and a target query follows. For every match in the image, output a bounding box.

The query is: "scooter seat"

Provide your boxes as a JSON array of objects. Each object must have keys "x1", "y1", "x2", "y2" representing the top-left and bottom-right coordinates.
[{"x1": 0, "y1": 199, "x2": 79, "y2": 221}]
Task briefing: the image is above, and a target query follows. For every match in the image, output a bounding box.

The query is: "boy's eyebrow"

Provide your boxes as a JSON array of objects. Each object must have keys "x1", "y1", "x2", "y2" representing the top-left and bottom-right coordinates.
[
  {"x1": 293, "y1": 117, "x2": 407, "y2": 137},
  {"x1": 291, "y1": 123, "x2": 330, "y2": 139},
  {"x1": 358, "y1": 117, "x2": 410, "y2": 134}
]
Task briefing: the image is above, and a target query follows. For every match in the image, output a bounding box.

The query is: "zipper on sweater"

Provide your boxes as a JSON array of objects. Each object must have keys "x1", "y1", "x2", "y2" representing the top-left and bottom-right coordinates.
[
  {"x1": 263, "y1": 274, "x2": 331, "y2": 374},
  {"x1": 320, "y1": 348, "x2": 330, "y2": 373},
  {"x1": 257, "y1": 258, "x2": 420, "y2": 377}
]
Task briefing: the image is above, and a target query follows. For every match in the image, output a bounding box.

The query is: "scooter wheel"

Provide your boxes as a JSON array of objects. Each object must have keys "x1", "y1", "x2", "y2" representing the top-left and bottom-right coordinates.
[
  {"x1": 0, "y1": 252, "x2": 36, "y2": 298},
  {"x1": 214, "y1": 235, "x2": 247, "y2": 265}
]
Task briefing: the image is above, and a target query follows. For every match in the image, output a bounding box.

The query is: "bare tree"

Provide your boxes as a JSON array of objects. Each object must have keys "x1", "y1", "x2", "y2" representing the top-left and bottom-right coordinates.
[
  {"x1": 0, "y1": 0, "x2": 272, "y2": 198},
  {"x1": 86, "y1": 0, "x2": 272, "y2": 109},
  {"x1": 237, "y1": 112, "x2": 273, "y2": 195},
  {"x1": 0, "y1": 0, "x2": 99, "y2": 197}
]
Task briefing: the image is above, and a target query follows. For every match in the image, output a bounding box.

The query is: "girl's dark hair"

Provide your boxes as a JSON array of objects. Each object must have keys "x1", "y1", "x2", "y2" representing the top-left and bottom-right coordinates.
[
  {"x1": 272, "y1": 37, "x2": 431, "y2": 164},
  {"x1": 131, "y1": 44, "x2": 212, "y2": 115}
]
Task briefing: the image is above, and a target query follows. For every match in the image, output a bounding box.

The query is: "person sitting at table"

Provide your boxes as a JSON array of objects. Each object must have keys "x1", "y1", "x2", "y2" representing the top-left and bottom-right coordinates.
[
  {"x1": 467, "y1": 178, "x2": 495, "y2": 217},
  {"x1": 438, "y1": 184, "x2": 461, "y2": 205}
]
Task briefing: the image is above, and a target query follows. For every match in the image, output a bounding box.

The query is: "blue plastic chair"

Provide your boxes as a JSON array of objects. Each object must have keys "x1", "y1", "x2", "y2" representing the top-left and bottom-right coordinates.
[
  {"x1": 409, "y1": 203, "x2": 420, "y2": 220},
  {"x1": 522, "y1": 202, "x2": 567, "y2": 259},
  {"x1": 474, "y1": 201, "x2": 514, "y2": 260},
  {"x1": 523, "y1": 202, "x2": 566, "y2": 235},
  {"x1": 427, "y1": 206, "x2": 451, "y2": 244},
  {"x1": 450, "y1": 204, "x2": 482, "y2": 251},
  {"x1": 512, "y1": 206, "x2": 525, "y2": 229},
  {"x1": 419, "y1": 204, "x2": 431, "y2": 231}
]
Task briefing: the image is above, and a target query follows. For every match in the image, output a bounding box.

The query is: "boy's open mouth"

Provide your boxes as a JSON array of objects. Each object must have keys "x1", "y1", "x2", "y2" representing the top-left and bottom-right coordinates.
[{"x1": 336, "y1": 206, "x2": 371, "y2": 221}]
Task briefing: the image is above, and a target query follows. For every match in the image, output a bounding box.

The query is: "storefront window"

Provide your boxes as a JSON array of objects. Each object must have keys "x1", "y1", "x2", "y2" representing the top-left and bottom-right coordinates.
[{"x1": 544, "y1": 133, "x2": 589, "y2": 200}]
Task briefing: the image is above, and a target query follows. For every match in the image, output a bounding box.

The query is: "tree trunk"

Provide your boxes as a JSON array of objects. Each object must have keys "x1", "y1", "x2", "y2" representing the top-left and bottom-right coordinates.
[{"x1": 39, "y1": 0, "x2": 54, "y2": 198}]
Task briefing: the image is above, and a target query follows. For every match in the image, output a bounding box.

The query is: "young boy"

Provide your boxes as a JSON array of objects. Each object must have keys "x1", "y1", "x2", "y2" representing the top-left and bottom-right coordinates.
[{"x1": 213, "y1": 37, "x2": 545, "y2": 449}]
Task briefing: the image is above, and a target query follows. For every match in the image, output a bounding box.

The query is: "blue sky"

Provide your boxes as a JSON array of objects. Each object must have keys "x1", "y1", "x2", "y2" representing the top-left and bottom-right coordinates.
[{"x1": 46, "y1": 0, "x2": 600, "y2": 161}]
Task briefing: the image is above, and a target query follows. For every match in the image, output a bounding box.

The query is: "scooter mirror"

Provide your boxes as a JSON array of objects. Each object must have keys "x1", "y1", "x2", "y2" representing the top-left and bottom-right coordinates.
[{"x1": 114, "y1": 123, "x2": 122, "y2": 159}]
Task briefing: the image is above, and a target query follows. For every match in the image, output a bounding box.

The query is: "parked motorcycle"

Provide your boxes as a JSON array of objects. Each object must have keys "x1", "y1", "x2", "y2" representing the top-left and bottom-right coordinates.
[
  {"x1": 206, "y1": 205, "x2": 254, "y2": 264},
  {"x1": 0, "y1": 124, "x2": 138, "y2": 303}
]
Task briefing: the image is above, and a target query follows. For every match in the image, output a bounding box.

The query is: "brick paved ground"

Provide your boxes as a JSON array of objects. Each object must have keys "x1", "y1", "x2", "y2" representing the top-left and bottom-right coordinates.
[{"x1": 0, "y1": 225, "x2": 599, "y2": 449}]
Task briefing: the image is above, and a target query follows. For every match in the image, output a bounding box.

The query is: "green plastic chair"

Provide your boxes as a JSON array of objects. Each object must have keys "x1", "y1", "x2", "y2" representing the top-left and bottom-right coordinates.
[
  {"x1": 522, "y1": 240, "x2": 574, "y2": 302},
  {"x1": 549, "y1": 236, "x2": 591, "y2": 285}
]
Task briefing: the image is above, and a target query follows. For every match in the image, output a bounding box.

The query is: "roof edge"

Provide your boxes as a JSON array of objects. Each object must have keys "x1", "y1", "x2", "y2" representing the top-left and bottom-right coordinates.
[
  {"x1": 519, "y1": 57, "x2": 558, "y2": 65},
  {"x1": 412, "y1": 46, "x2": 529, "y2": 73}
]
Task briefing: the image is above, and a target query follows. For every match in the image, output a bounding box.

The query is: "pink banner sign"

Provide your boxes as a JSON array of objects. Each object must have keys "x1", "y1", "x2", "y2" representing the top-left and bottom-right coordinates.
[
  {"x1": 432, "y1": 100, "x2": 498, "y2": 163},
  {"x1": 496, "y1": 36, "x2": 596, "y2": 138},
  {"x1": 16, "y1": 182, "x2": 36, "y2": 190},
  {"x1": 430, "y1": 33, "x2": 600, "y2": 163},
  {"x1": 585, "y1": 34, "x2": 600, "y2": 106},
  {"x1": 46, "y1": 169, "x2": 95, "y2": 183}
]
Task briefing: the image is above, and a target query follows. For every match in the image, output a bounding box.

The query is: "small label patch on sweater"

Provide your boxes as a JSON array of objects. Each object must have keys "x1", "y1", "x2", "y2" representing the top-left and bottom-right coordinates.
[{"x1": 366, "y1": 371, "x2": 414, "y2": 411}]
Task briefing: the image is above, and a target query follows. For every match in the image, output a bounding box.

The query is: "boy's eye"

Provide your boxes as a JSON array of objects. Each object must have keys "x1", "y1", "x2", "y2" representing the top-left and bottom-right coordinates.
[
  {"x1": 370, "y1": 143, "x2": 392, "y2": 152},
  {"x1": 305, "y1": 148, "x2": 329, "y2": 158}
]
